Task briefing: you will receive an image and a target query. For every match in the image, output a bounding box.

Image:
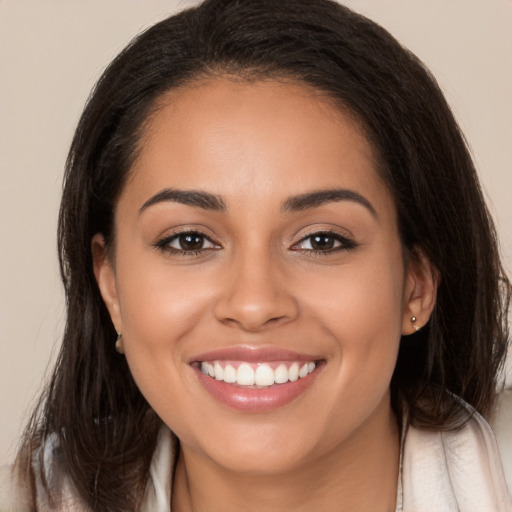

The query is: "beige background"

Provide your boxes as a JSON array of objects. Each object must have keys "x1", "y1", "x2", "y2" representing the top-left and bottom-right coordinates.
[{"x1": 1, "y1": 0, "x2": 511, "y2": 466}]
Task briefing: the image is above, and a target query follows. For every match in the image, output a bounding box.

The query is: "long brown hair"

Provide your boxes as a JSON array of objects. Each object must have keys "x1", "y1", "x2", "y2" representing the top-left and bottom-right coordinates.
[{"x1": 16, "y1": 0, "x2": 510, "y2": 509}]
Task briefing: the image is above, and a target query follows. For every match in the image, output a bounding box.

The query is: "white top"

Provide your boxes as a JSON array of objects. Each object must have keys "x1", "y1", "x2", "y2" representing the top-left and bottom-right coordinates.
[{"x1": 2, "y1": 394, "x2": 512, "y2": 511}]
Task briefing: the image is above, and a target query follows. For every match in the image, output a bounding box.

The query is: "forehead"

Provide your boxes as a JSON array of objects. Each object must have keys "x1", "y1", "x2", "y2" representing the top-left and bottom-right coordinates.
[
  {"x1": 124, "y1": 78, "x2": 391, "y2": 214},
  {"x1": 143, "y1": 78, "x2": 371, "y2": 157}
]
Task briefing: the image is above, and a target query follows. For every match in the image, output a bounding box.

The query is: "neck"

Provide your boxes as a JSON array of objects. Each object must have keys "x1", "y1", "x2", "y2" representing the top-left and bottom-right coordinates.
[{"x1": 172, "y1": 404, "x2": 400, "y2": 512}]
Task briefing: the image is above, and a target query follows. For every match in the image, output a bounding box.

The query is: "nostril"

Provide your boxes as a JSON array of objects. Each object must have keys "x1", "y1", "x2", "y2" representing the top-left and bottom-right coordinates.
[
  {"x1": 220, "y1": 313, "x2": 288, "y2": 331},
  {"x1": 215, "y1": 303, "x2": 298, "y2": 332}
]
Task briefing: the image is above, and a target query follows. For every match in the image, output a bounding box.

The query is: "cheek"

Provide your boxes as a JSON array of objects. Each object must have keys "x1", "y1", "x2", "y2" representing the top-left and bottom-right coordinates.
[
  {"x1": 111, "y1": 252, "x2": 216, "y2": 399},
  {"x1": 306, "y1": 257, "x2": 403, "y2": 331},
  {"x1": 302, "y1": 252, "x2": 405, "y2": 384},
  {"x1": 116, "y1": 254, "x2": 213, "y2": 346},
  {"x1": 112, "y1": 257, "x2": 213, "y2": 433}
]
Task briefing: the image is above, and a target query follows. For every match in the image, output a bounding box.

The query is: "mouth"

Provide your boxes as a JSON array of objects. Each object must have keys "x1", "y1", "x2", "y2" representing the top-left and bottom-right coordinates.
[{"x1": 190, "y1": 348, "x2": 325, "y2": 412}]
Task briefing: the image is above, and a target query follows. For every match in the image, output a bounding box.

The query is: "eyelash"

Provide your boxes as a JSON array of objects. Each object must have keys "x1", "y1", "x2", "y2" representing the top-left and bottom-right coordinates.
[
  {"x1": 154, "y1": 229, "x2": 357, "y2": 257},
  {"x1": 291, "y1": 230, "x2": 357, "y2": 254},
  {"x1": 153, "y1": 231, "x2": 220, "y2": 256}
]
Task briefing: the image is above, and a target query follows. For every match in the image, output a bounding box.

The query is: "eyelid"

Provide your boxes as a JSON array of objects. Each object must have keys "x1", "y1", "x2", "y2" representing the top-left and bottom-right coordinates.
[
  {"x1": 290, "y1": 228, "x2": 357, "y2": 253},
  {"x1": 153, "y1": 224, "x2": 219, "y2": 244},
  {"x1": 166, "y1": 233, "x2": 217, "y2": 250},
  {"x1": 153, "y1": 227, "x2": 221, "y2": 255}
]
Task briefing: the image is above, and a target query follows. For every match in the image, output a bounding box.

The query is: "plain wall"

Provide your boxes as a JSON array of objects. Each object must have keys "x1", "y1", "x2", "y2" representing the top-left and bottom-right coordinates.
[{"x1": 1, "y1": 0, "x2": 511, "y2": 465}]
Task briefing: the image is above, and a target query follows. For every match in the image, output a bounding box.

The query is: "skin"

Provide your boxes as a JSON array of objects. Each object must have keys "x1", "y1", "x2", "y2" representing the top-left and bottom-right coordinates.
[{"x1": 94, "y1": 78, "x2": 437, "y2": 511}]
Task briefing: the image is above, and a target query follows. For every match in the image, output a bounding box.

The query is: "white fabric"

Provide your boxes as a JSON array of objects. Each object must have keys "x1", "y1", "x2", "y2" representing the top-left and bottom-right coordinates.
[
  {"x1": 141, "y1": 426, "x2": 175, "y2": 512},
  {"x1": 492, "y1": 389, "x2": 512, "y2": 493},
  {"x1": 398, "y1": 407, "x2": 512, "y2": 511},
  {"x1": 1, "y1": 397, "x2": 511, "y2": 511}
]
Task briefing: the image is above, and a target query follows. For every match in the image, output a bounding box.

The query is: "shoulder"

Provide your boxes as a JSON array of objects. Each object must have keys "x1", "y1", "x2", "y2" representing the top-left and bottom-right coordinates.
[
  {"x1": 491, "y1": 388, "x2": 512, "y2": 494},
  {"x1": 0, "y1": 436, "x2": 90, "y2": 512},
  {"x1": 401, "y1": 393, "x2": 512, "y2": 511},
  {"x1": 0, "y1": 427, "x2": 176, "y2": 512},
  {"x1": 0, "y1": 464, "x2": 31, "y2": 512}
]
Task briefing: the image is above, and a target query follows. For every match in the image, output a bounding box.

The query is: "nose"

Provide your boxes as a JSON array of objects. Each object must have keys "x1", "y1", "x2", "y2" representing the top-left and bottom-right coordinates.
[{"x1": 213, "y1": 249, "x2": 299, "y2": 332}]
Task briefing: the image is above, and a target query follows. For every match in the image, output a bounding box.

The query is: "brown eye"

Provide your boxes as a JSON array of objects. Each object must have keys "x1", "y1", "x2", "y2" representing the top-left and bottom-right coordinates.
[
  {"x1": 293, "y1": 231, "x2": 357, "y2": 253},
  {"x1": 178, "y1": 233, "x2": 206, "y2": 251},
  {"x1": 155, "y1": 231, "x2": 219, "y2": 254},
  {"x1": 310, "y1": 234, "x2": 336, "y2": 251}
]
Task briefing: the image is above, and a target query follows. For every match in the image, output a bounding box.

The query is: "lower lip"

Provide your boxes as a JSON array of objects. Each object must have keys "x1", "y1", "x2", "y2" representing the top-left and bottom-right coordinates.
[{"x1": 194, "y1": 364, "x2": 323, "y2": 413}]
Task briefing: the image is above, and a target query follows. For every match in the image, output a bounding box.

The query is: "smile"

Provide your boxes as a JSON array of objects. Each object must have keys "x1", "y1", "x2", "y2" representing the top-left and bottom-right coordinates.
[
  {"x1": 199, "y1": 360, "x2": 317, "y2": 387},
  {"x1": 191, "y1": 348, "x2": 324, "y2": 412}
]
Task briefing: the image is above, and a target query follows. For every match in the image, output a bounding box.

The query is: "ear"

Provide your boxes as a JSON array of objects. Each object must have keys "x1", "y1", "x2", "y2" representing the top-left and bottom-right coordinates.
[
  {"x1": 402, "y1": 247, "x2": 440, "y2": 335},
  {"x1": 92, "y1": 234, "x2": 123, "y2": 337}
]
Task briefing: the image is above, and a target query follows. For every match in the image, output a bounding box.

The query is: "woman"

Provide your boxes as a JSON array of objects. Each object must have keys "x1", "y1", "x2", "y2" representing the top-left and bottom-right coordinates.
[{"x1": 2, "y1": 0, "x2": 511, "y2": 510}]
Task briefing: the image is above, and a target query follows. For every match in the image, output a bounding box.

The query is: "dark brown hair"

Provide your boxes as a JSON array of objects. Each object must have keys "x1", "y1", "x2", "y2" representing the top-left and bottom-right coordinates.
[{"x1": 16, "y1": 0, "x2": 510, "y2": 509}]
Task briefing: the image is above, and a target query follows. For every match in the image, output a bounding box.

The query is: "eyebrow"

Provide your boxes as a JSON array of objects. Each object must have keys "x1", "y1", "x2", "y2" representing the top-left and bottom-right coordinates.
[
  {"x1": 282, "y1": 188, "x2": 377, "y2": 218},
  {"x1": 139, "y1": 187, "x2": 376, "y2": 218},
  {"x1": 139, "y1": 188, "x2": 226, "y2": 214}
]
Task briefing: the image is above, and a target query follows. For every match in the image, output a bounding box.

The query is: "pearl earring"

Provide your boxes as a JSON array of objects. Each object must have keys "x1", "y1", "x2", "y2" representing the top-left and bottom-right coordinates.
[{"x1": 411, "y1": 316, "x2": 420, "y2": 332}]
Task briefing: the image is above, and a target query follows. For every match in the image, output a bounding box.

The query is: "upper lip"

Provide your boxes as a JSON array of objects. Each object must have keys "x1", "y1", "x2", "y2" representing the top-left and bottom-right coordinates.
[{"x1": 190, "y1": 345, "x2": 323, "y2": 363}]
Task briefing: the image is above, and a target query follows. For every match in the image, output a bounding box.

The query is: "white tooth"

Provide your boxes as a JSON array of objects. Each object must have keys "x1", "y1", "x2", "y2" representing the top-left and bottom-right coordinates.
[
  {"x1": 237, "y1": 363, "x2": 255, "y2": 385},
  {"x1": 299, "y1": 363, "x2": 308, "y2": 378},
  {"x1": 214, "y1": 362, "x2": 224, "y2": 380},
  {"x1": 255, "y1": 364, "x2": 275, "y2": 386},
  {"x1": 223, "y1": 364, "x2": 237, "y2": 383},
  {"x1": 308, "y1": 362, "x2": 316, "y2": 373},
  {"x1": 274, "y1": 364, "x2": 289, "y2": 384},
  {"x1": 207, "y1": 363, "x2": 215, "y2": 378},
  {"x1": 201, "y1": 362, "x2": 209, "y2": 375},
  {"x1": 289, "y1": 362, "x2": 299, "y2": 382}
]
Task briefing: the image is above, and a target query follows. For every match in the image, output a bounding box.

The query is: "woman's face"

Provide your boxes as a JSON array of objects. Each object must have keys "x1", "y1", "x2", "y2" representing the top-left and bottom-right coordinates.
[{"x1": 95, "y1": 79, "x2": 431, "y2": 474}]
